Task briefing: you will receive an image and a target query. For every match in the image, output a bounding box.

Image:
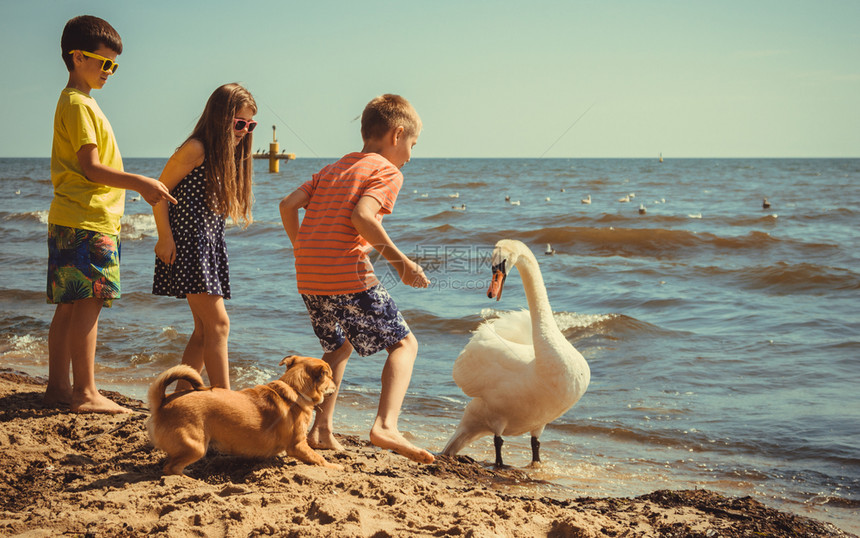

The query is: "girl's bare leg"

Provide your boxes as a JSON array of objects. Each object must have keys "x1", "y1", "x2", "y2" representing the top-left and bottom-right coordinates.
[{"x1": 184, "y1": 294, "x2": 230, "y2": 389}]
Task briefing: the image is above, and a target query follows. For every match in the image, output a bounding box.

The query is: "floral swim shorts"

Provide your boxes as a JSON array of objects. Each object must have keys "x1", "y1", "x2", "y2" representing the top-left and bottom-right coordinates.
[
  {"x1": 46, "y1": 223, "x2": 121, "y2": 307},
  {"x1": 301, "y1": 285, "x2": 411, "y2": 357}
]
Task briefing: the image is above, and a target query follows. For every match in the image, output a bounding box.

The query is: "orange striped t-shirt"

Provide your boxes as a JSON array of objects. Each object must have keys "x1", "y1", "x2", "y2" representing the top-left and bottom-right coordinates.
[{"x1": 294, "y1": 152, "x2": 403, "y2": 295}]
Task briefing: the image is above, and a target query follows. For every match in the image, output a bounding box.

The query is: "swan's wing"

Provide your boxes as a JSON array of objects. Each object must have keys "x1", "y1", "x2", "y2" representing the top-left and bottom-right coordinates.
[
  {"x1": 452, "y1": 324, "x2": 535, "y2": 397},
  {"x1": 483, "y1": 310, "x2": 533, "y2": 345}
]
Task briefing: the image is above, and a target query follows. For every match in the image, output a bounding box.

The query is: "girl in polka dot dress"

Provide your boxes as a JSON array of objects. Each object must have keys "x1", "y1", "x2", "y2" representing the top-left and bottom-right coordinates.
[{"x1": 152, "y1": 83, "x2": 256, "y2": 389}]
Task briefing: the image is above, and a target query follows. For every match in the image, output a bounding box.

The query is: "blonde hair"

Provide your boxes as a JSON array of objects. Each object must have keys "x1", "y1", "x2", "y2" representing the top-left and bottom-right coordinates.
[
  {"x1": 360, "y1": 94, "x2": 421, "y2": 142},
  {"x1": 187, "y1": 83, "x2": 256, "y2": 227}
]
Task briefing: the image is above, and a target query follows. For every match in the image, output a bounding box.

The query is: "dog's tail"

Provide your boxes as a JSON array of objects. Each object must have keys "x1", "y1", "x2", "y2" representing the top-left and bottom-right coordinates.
[{"x1": 147, "y1": 365, "x2": 206, "y2": 410}]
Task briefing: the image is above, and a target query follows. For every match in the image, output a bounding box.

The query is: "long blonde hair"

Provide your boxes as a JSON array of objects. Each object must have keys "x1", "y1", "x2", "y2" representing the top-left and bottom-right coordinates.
[{"x1": 187, "y1": 83, "x2": 256, "y2": 227}]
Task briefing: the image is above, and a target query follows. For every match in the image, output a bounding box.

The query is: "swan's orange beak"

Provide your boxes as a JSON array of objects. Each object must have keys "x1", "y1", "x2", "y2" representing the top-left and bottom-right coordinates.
[{"x1": 488, "y1": 262, "x2": 506, "y2": 300}]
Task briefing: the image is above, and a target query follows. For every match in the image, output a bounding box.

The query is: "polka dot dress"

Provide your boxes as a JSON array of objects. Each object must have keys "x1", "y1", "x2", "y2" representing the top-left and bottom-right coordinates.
[{"x1": 152, "y1": 164, "x2": 230, "y2": 299}]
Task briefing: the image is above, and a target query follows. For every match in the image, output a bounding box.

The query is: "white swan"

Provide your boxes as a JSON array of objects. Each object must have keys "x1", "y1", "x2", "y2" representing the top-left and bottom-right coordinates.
[
  {"x1": 442, "y1": 240, "x2": 590, "y2": 467},
  {"x1": 581, "y1": 194, "x2": 591, "y2": 204}
]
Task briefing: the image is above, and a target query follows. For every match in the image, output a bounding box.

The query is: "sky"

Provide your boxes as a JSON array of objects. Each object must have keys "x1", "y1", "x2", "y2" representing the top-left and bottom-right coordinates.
[{"x1": 1, "y1": 0, "x2": 858, "y2": 159}]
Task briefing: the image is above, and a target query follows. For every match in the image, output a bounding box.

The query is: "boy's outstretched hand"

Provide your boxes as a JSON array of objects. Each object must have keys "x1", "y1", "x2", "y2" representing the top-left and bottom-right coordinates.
[
  {"x1": 140, "y1": 176, "x2": 178, "y2": 206},
  {"x1": 401, "y1": 259, "x2": 430, "y2": 288},
  {"x1": 76, "y1": 145, "x2": 178, "y2": 206}
]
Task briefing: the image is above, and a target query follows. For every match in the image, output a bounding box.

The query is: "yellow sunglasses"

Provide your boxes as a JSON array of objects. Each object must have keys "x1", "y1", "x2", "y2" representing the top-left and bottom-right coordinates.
[{"x1": 69, "y1": 50, "x2": 119, "y2": 74}]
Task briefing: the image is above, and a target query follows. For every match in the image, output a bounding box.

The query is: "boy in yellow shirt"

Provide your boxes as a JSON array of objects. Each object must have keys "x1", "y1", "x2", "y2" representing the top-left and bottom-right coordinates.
[{"x1": 45, "y1": 15, "x2": 176, "y2": 413}]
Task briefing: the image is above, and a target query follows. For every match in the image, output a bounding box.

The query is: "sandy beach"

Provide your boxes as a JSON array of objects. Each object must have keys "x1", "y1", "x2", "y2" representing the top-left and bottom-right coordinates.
[{"x1": 0, "y1": 369, "x2": 853, "y2": 538}]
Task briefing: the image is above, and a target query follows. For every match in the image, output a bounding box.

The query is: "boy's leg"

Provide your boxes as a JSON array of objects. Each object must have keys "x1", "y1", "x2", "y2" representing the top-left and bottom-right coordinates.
[
  {"x1": 67, "y1": 297, "x2": 130, "y2": 414},
  {"x1": 369, "y1": 333, "x2": 435, "y2": 463},
  {"x1": 185, "y1": 294, "x2": 230, "y2": 389},
  {"x1": 44, "y1": 303, "x2": 73, "y2": 406},
  {"x1": 308, "y1": 341, "x2": 353, "y2": 451}
]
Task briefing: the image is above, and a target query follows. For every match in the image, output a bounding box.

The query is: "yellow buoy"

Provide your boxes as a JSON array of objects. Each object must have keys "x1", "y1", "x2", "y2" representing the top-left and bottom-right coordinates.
[{"x1": 269, "y1": 125, "x2": 279, "y2": 173}]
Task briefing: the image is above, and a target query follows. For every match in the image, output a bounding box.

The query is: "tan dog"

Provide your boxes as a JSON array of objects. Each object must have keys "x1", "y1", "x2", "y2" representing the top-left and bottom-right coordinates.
[{"x1": 147, "y1": 355, "x2": 340, "y2": 475}]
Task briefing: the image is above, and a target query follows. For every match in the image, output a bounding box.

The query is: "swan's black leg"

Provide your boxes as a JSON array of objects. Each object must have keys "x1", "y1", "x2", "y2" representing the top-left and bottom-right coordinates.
[
  {"x1": 494, "y1": 435, "x2": 505, "y2": 467},
  {"x1": 531, "y1": 436, "x2": 541, "y2": 464}
]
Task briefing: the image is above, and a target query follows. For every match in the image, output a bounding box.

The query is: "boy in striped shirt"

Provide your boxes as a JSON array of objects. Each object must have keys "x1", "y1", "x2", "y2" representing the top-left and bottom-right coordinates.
[{"x1": 280, "y1": 94, "x2": 434, "y2": 463}]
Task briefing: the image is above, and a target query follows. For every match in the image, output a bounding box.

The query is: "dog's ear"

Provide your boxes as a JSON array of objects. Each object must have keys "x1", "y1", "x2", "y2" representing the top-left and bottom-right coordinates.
[
  {"x1": 313, "y1": 364, "x2": 330, "y2": 381},
  {"x1": 279, "y1": 355, "x2": 298, "y2": 370}
]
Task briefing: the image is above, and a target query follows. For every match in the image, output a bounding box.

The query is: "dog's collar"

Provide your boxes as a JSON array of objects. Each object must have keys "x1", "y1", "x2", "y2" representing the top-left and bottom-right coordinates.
[{"x1": 297, "y1": 390, "x2": 315, "y2": 404}]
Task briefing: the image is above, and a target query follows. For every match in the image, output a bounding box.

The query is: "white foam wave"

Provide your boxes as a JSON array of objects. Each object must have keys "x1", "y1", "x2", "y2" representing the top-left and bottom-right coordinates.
[
  {"x1": 0, "y1": 334, "x2": 46, "y2": 358},
  {"x1": 1, "y1": 210, "x2": 49, "y2": 224},
  {"x1": 121, "y1": 213, "x2": 157, "y2": 240},
  {"x1": 478, "y1": 307, "x2": 612, "y2": 331},
  {"x1": 554, "y1": 311, "x2": 614, "y2": 330},
  {"x1": 160, "y1": 326, "x2": 181, "y2": 340}
]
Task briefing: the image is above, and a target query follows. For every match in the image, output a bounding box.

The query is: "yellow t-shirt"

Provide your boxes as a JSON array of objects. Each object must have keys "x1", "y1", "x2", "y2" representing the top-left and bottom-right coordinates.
[{"x1": 49, "y1": 88, "x2": 125, "y2": 235}]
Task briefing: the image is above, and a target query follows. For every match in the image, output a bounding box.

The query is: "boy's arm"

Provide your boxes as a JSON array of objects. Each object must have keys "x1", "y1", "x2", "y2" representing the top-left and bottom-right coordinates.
[
  {"x1": 77, "y1": 144, "x2": 177, "y2": 206},
  {"x1": 352, "y1": 196, "x2": 430, "y2": 288},
  {"x1": 152, "y1": 140, "x2": 205, "y2": 265},
  {"x1": 279, "y1": 189, "x2": 310, "y2": 247}
]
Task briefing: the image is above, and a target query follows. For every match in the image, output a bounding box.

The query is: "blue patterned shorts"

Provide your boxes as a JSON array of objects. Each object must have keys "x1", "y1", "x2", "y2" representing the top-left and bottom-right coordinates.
[
  {"x1": 46, "y1": 224, "x2": 121, "y2": 307},
  {"x1": 301, "y1": 285, "x2": 411, "y2": 357}
]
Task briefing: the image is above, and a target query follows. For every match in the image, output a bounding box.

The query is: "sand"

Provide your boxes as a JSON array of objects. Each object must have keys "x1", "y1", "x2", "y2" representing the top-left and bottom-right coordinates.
[{"x1": 0, "y1": 369, "x2": 854, "y2": 538}]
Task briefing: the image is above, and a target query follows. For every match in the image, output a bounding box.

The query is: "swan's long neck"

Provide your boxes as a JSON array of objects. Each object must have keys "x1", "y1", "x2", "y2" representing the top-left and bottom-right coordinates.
[{"x1": 514, "y1": 253, "x2": 559, "y2": 345}]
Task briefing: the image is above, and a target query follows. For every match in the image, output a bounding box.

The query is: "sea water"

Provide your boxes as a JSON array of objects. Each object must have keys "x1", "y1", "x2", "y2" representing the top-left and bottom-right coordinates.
[{"x1": 1, "y1": 157, "x2": 858, "y2": 532}]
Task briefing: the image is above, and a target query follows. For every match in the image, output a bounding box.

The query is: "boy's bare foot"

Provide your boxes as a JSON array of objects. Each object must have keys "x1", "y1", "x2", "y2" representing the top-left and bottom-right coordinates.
[
  {"x1": 308, "y1": 428, "x2": 345, "y2": 451},
  {"x1": 71, "y1": 392, "x2": 132, "y2": 414},
  {"x1": 369, "y1": 426, "x2": 435, "y2": 464},
  {"x1": 43, "y1": 386, "x2": 72, "y2": 407}
]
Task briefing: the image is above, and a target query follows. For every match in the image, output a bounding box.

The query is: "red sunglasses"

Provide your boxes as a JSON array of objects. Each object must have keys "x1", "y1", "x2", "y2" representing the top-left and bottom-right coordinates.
[{"x1": 233, "y1": 118, "x2": 258, "y2": 132}]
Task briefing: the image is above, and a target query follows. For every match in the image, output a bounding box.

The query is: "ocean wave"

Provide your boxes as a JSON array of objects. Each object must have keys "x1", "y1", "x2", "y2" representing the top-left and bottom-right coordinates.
[
  {"x1": 552, "y1": 422, "x2": 709, "y2": 452},
  {"x1": 438, "y1": 181, "x2": 489, "y2": 189},
  {"x1": 477, "y1": 308, "x2": 616, "y2": 333},
  {"x1": 724, "y1": 214, "x2": 780, "y2": 226},
  {"x1": 1, "y1": 210, "x2": 49, "y2": 225},
  {"x1": 698, "y1": 262, "x2": 860, "y2": 294},
  {"x1": 593, "y1": 314, "x2": 680, "y2": 336},
  {"x1": 530, "y1": 213, "x2": 693, "y2": 228},
  {"x1": 423, "y1": 209, "x2": 474, "y2": 221},
  {"x1": 0, "y1": 333, "x2": 46, "y2": 360},
  {"x1": 407, "y1": 308, "x2": 617, "y2": 340},
  {"x1": 741, "y1": 262, "x2": 860, "y2": 293},
  {"x1": 805, "y1": 495, "x2": 860, "y2": 509},
  {"x1": 0, "y1": 289, "x2": 45, "y2": 304},
  {"x1": 229, "y1": 220, "x2": 284, "y2": 238},
  {"x1": 407, "y1": 310, "x2": 483, "y2": 334},
  {"x1": 552, "y1": 420, "x2": 860, "y2": 474},
  {"x1": 121, "y1": 210, "x2": 260, "y2": 241},
  {"x1": 593, "y1": 213, "x2": 691, "y2": 225},
  {"x1": 120, "y1": 213, "x2": 157, "y2": 240},
  {"x1": 472, "y1": 226, "x2": 839, "y2": 260},
  {"x1": 518, "y1": 226, "x2": 703, "y2": 258}
]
